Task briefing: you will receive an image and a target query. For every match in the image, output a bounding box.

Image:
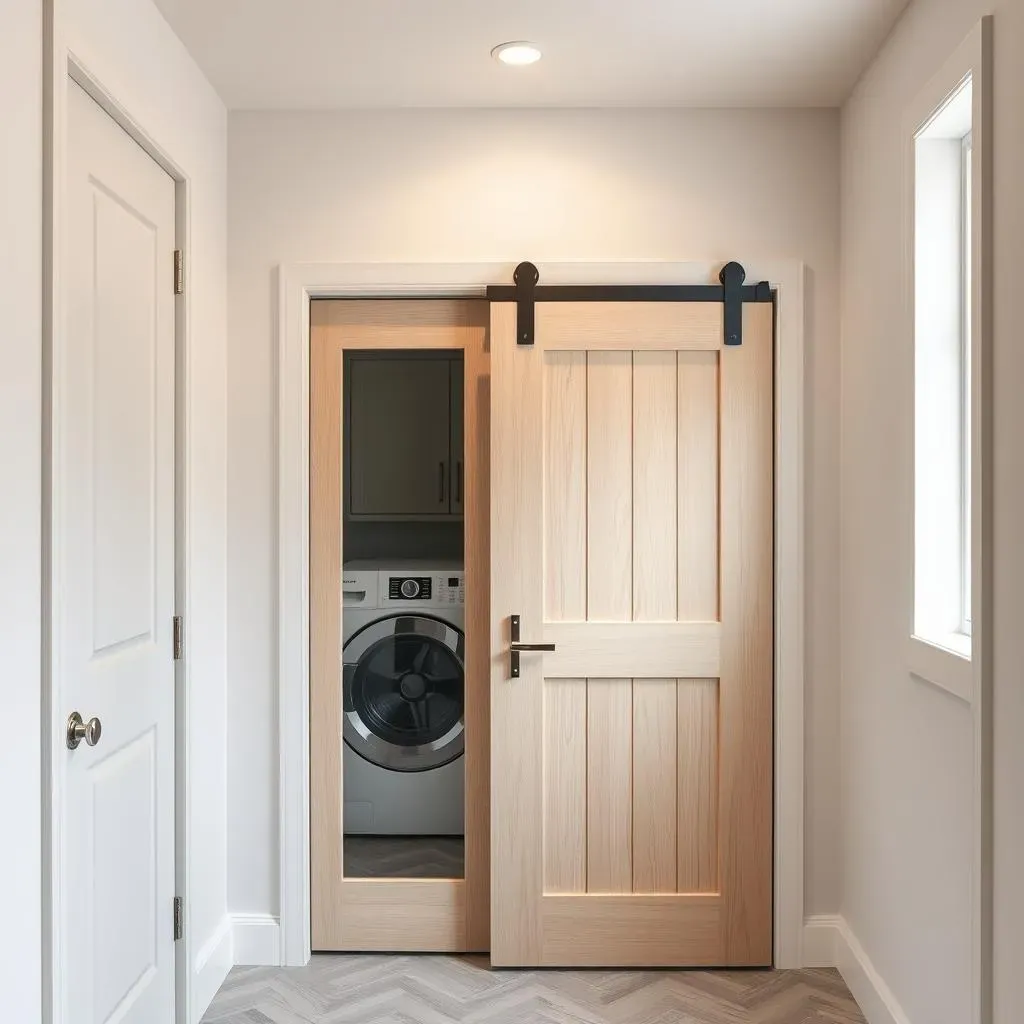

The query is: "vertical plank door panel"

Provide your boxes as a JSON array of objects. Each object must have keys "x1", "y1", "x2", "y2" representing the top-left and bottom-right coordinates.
[
  {"x1": 676, "y1": 349, "x2": 723, "y2": 898},
  {"x1": 587, "y1": 681, "x2": 633, "y2": 893},
  {"x1": 677, "y1": 679, "x2": 720, "y2": 893},
  {"x1": 544, "y1": 351, "x2": 587, "y2": 622},
  {"x1": 586, "y1": 351, "x2": 633, "y2": 622},
  {"x1": 541, "y1": 350, "x2": 589, "y2": 894},
  {"x1": 632, "y1": 681, "x2": 678, "y2": 893},
  {"x1": 490, "y1": 302, "x2": 545, "y2": 964},
  {"x1": 585, "y1": 351, "x2": 634, "y2": 893},
  {"x1": 631, "y1": 351, "x2": 679, "y2": 893},
  {"x1": 678, "y1": 352, "x2": 720, "y2": 622},
  {"x1": 543, "y1": 680, "x2": 588, "y2": 893}
]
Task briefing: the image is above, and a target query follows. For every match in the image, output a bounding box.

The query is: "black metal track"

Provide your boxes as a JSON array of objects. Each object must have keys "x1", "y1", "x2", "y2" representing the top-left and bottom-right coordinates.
[
  {"x1": 485, "y1": 284, "x2": 772, "y2": 303},
  {"x1": 487, "y1": 261, "x2": 772, "y2": 347}
]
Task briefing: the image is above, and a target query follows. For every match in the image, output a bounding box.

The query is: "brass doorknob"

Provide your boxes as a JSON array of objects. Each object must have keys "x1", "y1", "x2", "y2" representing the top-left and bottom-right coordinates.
[{"x1": 66, "y1": 711, "x2": 102, "y2": 750}]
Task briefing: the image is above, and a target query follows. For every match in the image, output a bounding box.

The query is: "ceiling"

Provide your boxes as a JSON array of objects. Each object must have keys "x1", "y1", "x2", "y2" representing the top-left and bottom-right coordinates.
[{"x1": 153, "y1": 0, "x2": 909, "y2": 110}]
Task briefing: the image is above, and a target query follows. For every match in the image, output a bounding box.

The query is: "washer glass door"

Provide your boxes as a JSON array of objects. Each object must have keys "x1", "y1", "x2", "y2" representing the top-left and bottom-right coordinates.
[{"x1": 343, "y1": 614, "x2": 465, "y2": 772}]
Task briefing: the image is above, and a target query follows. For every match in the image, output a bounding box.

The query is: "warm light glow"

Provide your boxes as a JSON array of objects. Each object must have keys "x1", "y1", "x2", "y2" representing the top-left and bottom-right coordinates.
[{"x1": 492, "y1": 42, "x2": 542, "y2": 67}]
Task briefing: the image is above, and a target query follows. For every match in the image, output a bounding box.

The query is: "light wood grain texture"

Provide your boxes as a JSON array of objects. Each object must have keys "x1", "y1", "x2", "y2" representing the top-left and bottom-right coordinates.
[
  {"x1": 718, "y1": 304, "x2": 774, "y2": 964},
  {"x1": 677, "y1": 678, "x2": 719, "y2": 894},
  {"x1": 462, "y1": 326, "x2": 490, "y2": 951},
  {"x1": 543, "y1": 679, "x2": 587, "y2": 894},
  {"x1": 490, "y1": 302, "x2": 545, "y2": 965},
  {"x1": 540, "y1": 351, "x2": 588, "y2": 898},
  {"x1": 544, "y1": 351, "x2": 587, "y2": 622},
  {"x1": 541, "y1": 895, "x2": 722, "y2": 966},
  {"x1": 311, "y1": 300, "x2": 488, "y2": 954},
  {"x1": 309, "y1": 328, "x2": 343, "y2": 949},
  {"x1": 630, "y1": 353, "x2": 679, "y2": 893},
  {"x1": 586, "y1": 680, "x2": 633, "y2": 894},
  {"x1": 633, "y1": 351, "x2": 678, "y2": 620},
  {"x1": 541, "y1": 621, "x2": 720, "y2": 678},
  {"x1": 583, "y1": 353, "x2": 634, "y2": 897},
  {"x1": 490, "y1": 299, "x2": 773, "y2": 966},
  {"x1": 312, "y1": 299, "x2": 486, "y2": 349},
  {"x1": 335, "y1": 880, "x2": 465, "y2": 952},
  {"x1": 678, "y1": 351, "x2": 720, "y2": 621},
  {"x1": 632, "y1": 680, "x2": 678, "y2": 893},
  {"x1": 538, "y1": 303, "x2": 723, "y2": 350},
  {"x1": 586, "y1": 351, "x2": 633, "y2": 622}
]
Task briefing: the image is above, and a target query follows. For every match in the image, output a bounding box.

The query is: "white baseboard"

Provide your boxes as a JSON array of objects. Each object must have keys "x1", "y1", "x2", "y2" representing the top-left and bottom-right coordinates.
[
  {"x1": 192, "y1": 916, "x2": 233, "y2": 1022},
  {"x1": 232, "y1": 914, "x2": 281, "y2": 966},
  {"x1": 834, "y1": 918, "x2": 913, "y2": 1024},
  {"x1": 802, "y1": 914, "x2": 841, "y2": 968},
  {"x1": 801, "y1": 915, "x2": 912, "y2": 1024},
  {"x1": 802, "y1": 916, "x2": 913, "y2": 1024}
]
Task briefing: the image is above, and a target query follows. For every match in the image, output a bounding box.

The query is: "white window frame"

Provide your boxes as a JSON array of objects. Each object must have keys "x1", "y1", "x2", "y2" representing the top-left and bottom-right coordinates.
[
  {"x1": 903, "y1": 21, "x2": 992, "y2": 1024},
  {"x1": 906, "y1": 48, "x2": 987, "y2": 702}
]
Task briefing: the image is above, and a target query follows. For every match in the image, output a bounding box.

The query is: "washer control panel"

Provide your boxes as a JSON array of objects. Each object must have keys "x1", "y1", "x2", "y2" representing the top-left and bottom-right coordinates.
[
  {"x1": 382, "y1": 570, "x2": 464, "y2": 607},
  {"x1": 389, "y1": 576, "x2": 432, "y2": 601},
  {"x1": 437, "y1": 573, "x2": 465, "y2": 606}
]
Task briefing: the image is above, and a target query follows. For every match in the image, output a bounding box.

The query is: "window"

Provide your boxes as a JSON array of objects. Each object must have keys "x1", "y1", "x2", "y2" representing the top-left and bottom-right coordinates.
[
  {"x1": 911, "y1": 77, "x2": 974, "y2": 675},
  {"x1": 960, "y1": 132, "x2": 972, "y2": 637}
]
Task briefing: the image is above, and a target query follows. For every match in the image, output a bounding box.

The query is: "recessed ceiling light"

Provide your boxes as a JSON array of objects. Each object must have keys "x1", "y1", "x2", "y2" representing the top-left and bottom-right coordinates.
[{"x1": 492, "y1": 41, "x2": 542, "y2": 67}]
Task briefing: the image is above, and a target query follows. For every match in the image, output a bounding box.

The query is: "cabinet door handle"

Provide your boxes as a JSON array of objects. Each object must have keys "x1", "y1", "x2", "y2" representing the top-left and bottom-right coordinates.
[
  {"x1": 456, "y1": 461, "x2": 463, "y2": 505},
  {"x1": 439, "y1": 461, "x2": 446, "y2": 504}
]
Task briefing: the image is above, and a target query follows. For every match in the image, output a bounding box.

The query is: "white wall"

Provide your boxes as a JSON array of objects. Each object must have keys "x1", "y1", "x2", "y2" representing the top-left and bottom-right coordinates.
[
  {"x1": 1, "y1": 0, "x2": 43, "y2": 1019},
  {"x1": 840, "y1": 1, "x2": 1024, "y2": 1022},
  {"x1": 56, "y1": 0, "x2": 230, "y2": 1018},
  {"x1": 226, "y1": 108, "x2": 843, "y2": 922}
]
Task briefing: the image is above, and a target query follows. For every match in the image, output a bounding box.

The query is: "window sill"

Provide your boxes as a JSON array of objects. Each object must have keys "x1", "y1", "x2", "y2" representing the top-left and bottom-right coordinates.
[{"x1": 908, "y1": 633, "x2": 972, "y2": 704}]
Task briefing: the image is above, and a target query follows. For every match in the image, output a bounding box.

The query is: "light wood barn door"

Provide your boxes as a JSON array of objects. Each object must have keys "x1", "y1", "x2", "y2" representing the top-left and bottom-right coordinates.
[{"x1": 490, "y1": 300, "x2": 774, "y2": 967}]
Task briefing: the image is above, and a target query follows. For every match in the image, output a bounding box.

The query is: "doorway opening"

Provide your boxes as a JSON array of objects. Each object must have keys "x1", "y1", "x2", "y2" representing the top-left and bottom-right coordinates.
[
  {"x1": 280, "y1": 262, "x2": 807, "y2": 969},
  {"x1": 341, "y1": 349, "x2": 467, "y2": 881}
]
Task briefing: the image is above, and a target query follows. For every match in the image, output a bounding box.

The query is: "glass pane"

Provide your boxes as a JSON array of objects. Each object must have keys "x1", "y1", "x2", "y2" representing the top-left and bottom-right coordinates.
[
  {"x1": 962, "y1": 137, "x2": 972, "y2": 632},
  {"x1": 341, "y1": 350, "x2": 466, "y2": 879}
]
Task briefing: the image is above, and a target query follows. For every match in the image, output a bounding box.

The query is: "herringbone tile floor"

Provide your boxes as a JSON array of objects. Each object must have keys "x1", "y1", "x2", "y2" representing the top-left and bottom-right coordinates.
[{"x1": 202, "y1": 954, "x2": 866, "y2": 1024}]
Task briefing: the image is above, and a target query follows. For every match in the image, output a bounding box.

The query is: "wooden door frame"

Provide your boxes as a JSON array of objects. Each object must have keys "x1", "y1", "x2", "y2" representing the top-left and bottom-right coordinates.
[
  {"x1": 277, "y1": 259, "x2": 808, "y2": 968},
  {"x1": 43, "y1": 44, "x2": 198, "y2": 1024},
  {"x1": 308, "y1": 300, "x2": 490, "y2": 952}
]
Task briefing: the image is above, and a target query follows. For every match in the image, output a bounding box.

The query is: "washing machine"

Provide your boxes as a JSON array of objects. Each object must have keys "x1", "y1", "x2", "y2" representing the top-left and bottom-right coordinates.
[{"x1": 341, "y1": 560, "x2": 465, "y2": 836}]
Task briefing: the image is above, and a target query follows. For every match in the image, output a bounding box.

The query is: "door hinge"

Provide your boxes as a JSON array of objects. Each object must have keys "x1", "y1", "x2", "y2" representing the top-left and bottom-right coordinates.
[
  {"x1": 173, "y1": 249, "x2": 184, "y2": 295},
  {"x1": 173, "y1": 896, "x2": 183, "y2": 941},
  {"x1": 173, "y1": 615, "x2": 184, "y2": 661}
]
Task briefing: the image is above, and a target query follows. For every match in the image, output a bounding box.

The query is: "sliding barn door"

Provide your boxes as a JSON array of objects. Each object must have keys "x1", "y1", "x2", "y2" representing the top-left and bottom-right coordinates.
[{"x1": 490, "y1": 299, "x2": 773, "y2": 967}]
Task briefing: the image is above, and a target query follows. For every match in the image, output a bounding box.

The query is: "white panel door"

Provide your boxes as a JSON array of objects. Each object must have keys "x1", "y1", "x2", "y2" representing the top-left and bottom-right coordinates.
[{"x1": 61, "y1": 80, "x2": 176, "y2": 1023}]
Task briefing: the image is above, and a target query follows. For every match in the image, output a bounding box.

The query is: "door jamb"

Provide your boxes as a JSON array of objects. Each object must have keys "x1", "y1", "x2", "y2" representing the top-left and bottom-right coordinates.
[
  {"x1": 42, "y1": 38, "x2": 194, "y2": 1024},
  {"x1": 277, "y1": 260, "x2": 807, "y2": 968}
]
